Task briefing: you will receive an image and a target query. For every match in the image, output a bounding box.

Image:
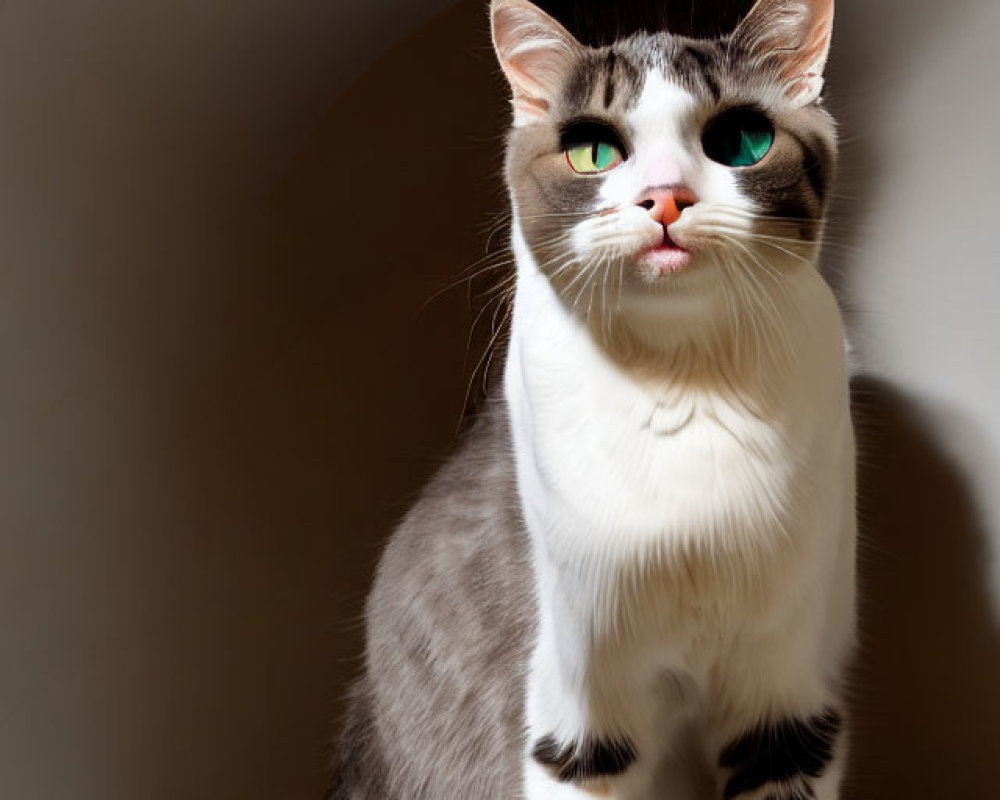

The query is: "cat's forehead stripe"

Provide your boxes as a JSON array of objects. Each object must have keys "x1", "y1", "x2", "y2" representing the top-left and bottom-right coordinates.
[
  {"x1": 562, "y1": 36, "x2": 733, "y2": 113},
  {"x1": 671, "y1": 42, "x2": 723, "y2": 102},
  {"x1": 603, "y1": 51, "x2": 617, "y2": 108},
  {"x1": 564, "y1": 50, "x2": 643, "y2": 112}
]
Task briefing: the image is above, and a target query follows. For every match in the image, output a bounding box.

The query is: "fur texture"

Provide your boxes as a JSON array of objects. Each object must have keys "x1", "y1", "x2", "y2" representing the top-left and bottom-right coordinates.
[{"x1": 332, "y1": 1, "x2": 854, "y2": 798}]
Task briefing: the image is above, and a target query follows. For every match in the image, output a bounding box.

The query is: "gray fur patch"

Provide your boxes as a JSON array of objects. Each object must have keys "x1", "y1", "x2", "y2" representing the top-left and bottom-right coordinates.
[
  {"x1": 734, "y1": 108, "x2": 836, "y2": 240},
  {"x1": 331, "y1": 407, "x2": 534, "y2": 798}
]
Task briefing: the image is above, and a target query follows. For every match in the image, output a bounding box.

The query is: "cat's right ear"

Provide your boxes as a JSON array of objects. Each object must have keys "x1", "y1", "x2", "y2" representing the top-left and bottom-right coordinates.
[
  {"x1": 730, "y1": 0, "x2": 834, "y2": 106},
  {"x1": 490, "y1": 0, "x2": 583, "y2": 126}
]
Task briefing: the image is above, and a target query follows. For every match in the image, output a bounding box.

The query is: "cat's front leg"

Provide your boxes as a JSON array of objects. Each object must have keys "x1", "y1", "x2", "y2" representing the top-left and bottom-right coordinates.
[
  {"x1": 521, "y1": 568, "x2": 656, "y2": 800},
  {"x1": 713, "y1": 705, "x2": 847, "y2": 800},
  {"x1": 707, "y1": 626, "x2": 851, "y2": 800}
]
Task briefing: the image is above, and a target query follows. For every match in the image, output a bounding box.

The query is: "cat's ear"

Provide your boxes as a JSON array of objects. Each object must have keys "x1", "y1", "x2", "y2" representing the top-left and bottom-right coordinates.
[
  {"x1": 731, "y1": 0, "x2": 834, "y2": 106},
  {"x1": 490, "y1": 0, "x2": 584, "y2": 126}
]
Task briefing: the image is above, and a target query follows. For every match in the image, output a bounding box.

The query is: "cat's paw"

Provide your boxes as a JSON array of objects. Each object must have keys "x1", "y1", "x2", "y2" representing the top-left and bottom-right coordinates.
[
  {"x1": 718, "y1": 708, "x2": 842, "y2": 799},
  {"x1": 530, "y1": 733, "x2": 638, "y2": 783}
]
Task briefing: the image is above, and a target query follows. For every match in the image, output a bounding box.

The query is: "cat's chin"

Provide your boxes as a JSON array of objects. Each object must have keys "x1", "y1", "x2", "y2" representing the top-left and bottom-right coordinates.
[
  {"x1": 636, "y1": 245, "x2": 693, "y2": 277},
  {"x1": 625, "y1": 250, "x2": 714, "y2": 295}
]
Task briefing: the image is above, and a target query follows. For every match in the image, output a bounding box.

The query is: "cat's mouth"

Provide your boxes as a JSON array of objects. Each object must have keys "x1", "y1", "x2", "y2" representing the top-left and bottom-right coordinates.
[{"x1": 636, "y1": 228, "x2": 693, "y2": 276}]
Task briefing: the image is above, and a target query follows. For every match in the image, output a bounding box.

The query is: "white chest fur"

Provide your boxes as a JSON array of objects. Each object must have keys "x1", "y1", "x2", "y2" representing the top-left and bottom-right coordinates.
[{"x1": 505, "y1": 233, "x2": 851, "y2": 573}]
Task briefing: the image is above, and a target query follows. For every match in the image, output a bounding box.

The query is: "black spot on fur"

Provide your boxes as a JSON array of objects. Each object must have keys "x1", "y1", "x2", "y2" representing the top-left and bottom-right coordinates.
[
  {"x1": 675, "y1": 43, "x2": 721, "y2": 101},
  {"x1": 531, "y1": 733, "x2": 637, "y2": 782},
  {"x1": 719, "y1": 708, "x2": 841, "y2": 799},
  {"x1": 604, "y1": 51, "x2": 617, "y2": 107}
]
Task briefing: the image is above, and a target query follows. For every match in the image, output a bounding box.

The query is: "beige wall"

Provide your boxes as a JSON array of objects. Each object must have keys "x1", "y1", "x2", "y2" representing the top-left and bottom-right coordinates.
[
  {"x1": 827, "y1": 1, "x2": 1000, "y2": 793},
  {"x1": 0, "y1": 1, "x2": 997, "y2": 798}
]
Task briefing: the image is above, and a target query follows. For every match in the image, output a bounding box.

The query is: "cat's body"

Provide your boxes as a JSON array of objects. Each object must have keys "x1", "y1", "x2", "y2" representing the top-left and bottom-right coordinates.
[
  {"x1": 332, "y1": 1, "x2": 855, "y2": 798},
  {"x1": 333, "y1": 408, "x2": 532, "y2": 798}
]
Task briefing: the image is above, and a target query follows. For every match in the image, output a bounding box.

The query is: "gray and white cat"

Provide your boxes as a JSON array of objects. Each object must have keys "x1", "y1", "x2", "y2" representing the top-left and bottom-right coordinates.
[{"x1": 331, "y1": 1, "x2": 855, "y2": 798}]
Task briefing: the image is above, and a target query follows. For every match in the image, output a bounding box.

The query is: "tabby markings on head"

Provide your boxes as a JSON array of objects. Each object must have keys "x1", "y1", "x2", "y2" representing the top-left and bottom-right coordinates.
[{"x1": 496, "y1": 3, "x2": 839, "y2": 348}]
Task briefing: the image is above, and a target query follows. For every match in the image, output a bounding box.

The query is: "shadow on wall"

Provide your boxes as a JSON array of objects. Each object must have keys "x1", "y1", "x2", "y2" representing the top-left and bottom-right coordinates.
[
  {"x1": 825, "y1": 1, "x2": 1000, "y2": 793},
  {"x1": 847, "y1": 378, "x2": 1000, "y2": 798},
  {"x1": 48, "y1": 2, "x2": 509, "y2": 798}
]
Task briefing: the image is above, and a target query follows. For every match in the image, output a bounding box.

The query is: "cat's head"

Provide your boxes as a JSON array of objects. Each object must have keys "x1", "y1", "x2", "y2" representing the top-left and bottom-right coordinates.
[{"x1": 490, "y1": 0, "x2": 837, "y2": 351}]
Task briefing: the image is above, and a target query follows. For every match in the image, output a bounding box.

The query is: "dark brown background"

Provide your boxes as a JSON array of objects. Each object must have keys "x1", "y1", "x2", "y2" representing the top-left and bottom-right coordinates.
[{"x1": 0, "y1": 1, "x2": 997, "y2": 798}]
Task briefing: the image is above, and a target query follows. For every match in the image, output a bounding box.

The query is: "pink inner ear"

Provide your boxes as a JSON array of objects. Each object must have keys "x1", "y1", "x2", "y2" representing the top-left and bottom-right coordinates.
[
  {"x1": 734, "y1": 0, "x2": 834, "y2": 102},
  {"x1": 500, "y1": 40, "x2": 578, "y2": 111},
  {"x1": 779, "y1": 0, "x2": 833, "y2": 85},
  {"x1": 784, "y1": 2, "x2": 833, "y2": 80},
  {"x1": 492, "y1": 1, "x2": 581, "y2": 113},
  {"x1": 506, "y1": 48, "x2": 561, "y2": 100},
  {"x1": 512, "y1": 94, "x2": 550, "y2": 119}
]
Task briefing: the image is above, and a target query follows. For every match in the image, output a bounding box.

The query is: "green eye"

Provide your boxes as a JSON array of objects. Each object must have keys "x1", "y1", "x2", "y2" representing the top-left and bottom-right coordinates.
[
  {"x1": 561, "y1": 120, "x2": 627, "y2": 174},
  {"x1": 566, "y1": 141, "x2": 624, "y2": 174},
  {"x1": 702, "y1": 108, "x2": 775, "y2": 168}
]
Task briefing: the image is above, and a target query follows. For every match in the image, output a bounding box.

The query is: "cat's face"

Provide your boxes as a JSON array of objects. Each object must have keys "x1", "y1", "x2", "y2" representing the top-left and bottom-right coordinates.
[{"x1": 492, "y1": 0, "x2": 837, "y2": 339}]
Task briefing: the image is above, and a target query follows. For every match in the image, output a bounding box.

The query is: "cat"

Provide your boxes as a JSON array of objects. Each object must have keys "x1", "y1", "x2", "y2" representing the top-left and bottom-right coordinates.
[{"x1": 330, "y1": 0, "x2": 855, "y2": 798}]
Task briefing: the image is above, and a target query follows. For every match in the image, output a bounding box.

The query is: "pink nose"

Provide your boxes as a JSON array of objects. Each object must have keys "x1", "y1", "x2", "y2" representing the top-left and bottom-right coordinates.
[{"x1": 637, "y1": 187, "x2": 697, "y2": 227}]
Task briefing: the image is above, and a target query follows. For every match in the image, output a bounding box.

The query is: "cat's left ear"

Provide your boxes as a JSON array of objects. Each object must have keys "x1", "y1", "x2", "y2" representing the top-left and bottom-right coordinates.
[
  {"x1": 731, "y1": 0, "x2": 834, "y2": 106},
  {"x1": 490, "y1": 0, "x2": 584, "y2": 126}
]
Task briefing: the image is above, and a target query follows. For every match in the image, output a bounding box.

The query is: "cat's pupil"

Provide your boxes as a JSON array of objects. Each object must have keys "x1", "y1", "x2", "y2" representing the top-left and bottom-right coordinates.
[{"x1": 702, "y1": 108, "x2": 775, "y2": 168}]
